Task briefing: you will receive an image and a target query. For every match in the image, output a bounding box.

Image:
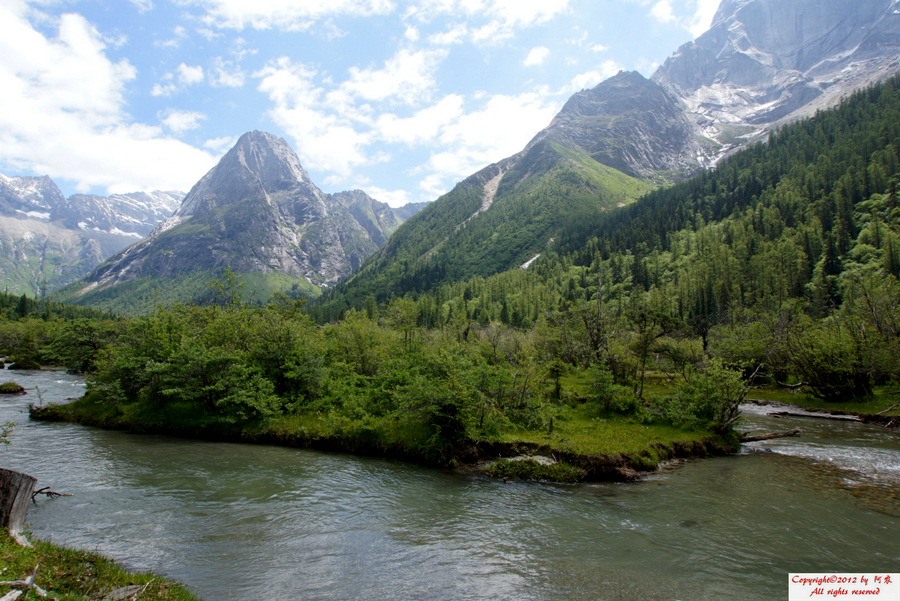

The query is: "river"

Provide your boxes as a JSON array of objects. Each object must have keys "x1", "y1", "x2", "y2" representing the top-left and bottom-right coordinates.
[{"x1": 1, "y1": 370, "x2": 898, "y2": 600}]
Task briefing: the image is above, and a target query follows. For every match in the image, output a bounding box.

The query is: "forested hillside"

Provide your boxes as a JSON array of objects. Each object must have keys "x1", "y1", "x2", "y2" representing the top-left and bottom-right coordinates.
[{"x1": 314, "y1": 75, "x2": 900, "y2": 327}]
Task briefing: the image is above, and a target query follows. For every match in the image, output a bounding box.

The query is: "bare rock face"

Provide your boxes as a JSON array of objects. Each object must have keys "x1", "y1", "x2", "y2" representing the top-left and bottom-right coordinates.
[
  {"x1": 535, "y1": 70, "x2": 704, "y2": 180},
  {"x1": 653, "y1": 0, "x2": 900, "y2": 160},
  {"x1": 57, "y1": 191, "x2": 183, "y2": 238},
  {"x1": 0, "y1": 173, "x2": 184, "y2": 294},
  {"x1": 85, "y1": 131, "x2": 400, "y2": 292}
]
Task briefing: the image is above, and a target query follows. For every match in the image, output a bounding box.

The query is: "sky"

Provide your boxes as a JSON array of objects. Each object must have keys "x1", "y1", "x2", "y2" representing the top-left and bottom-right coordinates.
[{"x1": 0, "y1": 0, "x2": 721, "y2": 207}]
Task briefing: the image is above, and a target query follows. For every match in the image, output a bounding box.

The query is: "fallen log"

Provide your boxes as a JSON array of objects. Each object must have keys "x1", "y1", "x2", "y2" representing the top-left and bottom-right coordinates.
[
  {"x1": 739, "y1": 428, "x2": 803, "y2": 442},
  {"x1": 0, "y1": 469, "x2": 36, "y2": 541},
  {"x1": 876, "y1": 403, "x2": 900, "y2": 415},
  {"x1": 767, "y1": 411, "x2": 861, "y2": 422}
]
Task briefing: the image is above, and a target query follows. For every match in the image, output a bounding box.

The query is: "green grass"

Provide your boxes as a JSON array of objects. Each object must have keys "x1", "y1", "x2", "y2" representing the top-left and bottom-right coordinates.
[
  {"x1": 0, "y1": 533, "x2": 200, "y2": 601},
  {"x1": 484, "y1": 458, "x2": 585, "y2": 482},
  {"x1": 495, "y1": 411, "x2": 709, "y2": 457}
]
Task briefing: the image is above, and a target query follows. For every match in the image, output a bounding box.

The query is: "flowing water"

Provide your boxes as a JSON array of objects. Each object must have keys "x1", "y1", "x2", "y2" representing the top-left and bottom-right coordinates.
[{"x1": 1, "y1": 370, "x2": 898, "y2": 600}]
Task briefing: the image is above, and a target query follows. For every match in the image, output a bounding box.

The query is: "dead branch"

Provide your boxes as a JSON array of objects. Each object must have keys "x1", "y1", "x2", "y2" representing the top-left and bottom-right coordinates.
[
  {"x1": 0, "y1": 564, "x2": 49, "y2": 598},
  {"x1": 739, "y1": 428, "x2": 803, "y2": 442},
  {"x1": 31, "y1": 487, "x2": 71, "y2": 504},
  {"x1": 876, "y1": 403, "x2": 900, "y2": 415},
  {"x1": 776, "y1": 380, "x2": 807, "y2": 389}
]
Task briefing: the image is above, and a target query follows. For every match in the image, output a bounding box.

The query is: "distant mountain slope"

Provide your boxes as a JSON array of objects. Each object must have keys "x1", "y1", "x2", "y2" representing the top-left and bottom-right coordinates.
[
  {"x1": 56, "y1": 131, "x2": 407, "y2": 314},
  {"x1": 313, "y1": 0, "x2": 900, "y2": 318},
  {"x1": 654, "y1": 0, "x2": 900, "y2": 161},
  {"x1": 0, "y1": 173, "x2": 183, "y2": 295}
]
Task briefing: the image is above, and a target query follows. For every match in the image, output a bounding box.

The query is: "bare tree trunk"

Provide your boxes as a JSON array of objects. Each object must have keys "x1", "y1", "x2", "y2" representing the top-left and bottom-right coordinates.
[{"x1": 0, "y1": 468, "x2": 36, "y2": 536}]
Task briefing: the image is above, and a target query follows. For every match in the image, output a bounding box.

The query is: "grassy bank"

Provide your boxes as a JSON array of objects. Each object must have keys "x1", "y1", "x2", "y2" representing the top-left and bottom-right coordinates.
[
  {"x1": 30, "y1": 392, "x2": 735, "y2": 483},
  {"x1": 0, "y1": 533, "x2": 200, "y2": 601}
]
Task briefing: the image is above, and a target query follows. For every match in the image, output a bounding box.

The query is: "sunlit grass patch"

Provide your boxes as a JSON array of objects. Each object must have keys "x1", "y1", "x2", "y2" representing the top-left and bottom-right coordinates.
[{"x1": 0, "y1": 533, "x2": 200, "y2": 601}]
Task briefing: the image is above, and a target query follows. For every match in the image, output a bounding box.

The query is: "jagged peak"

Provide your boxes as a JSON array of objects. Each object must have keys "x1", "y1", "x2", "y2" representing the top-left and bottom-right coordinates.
[{"x1": 176, "y1": 130, "x2": 317, "y2": 218}]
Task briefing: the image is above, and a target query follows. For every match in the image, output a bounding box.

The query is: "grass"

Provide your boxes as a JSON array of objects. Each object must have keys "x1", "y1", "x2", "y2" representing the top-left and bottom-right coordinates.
[
  {"x1": 495, "y1": 410, "x2": 709, "y2": 457},
  {"x1": 484, "y1": 458, "x2": 585, "y2": 482},
  {"x1": 0, "y1": 533, "x2": 200, "y2": 601}
]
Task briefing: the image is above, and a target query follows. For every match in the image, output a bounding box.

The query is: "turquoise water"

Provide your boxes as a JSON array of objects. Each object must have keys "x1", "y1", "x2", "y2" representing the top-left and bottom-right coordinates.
[{"x1": 1, "y1": 370, "x2": 897, "y2": 600}]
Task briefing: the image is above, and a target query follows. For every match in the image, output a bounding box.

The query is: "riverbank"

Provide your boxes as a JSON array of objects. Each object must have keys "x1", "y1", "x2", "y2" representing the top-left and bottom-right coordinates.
[
  {"x1": 29, "y1": 394, "x2": 737, "y2": 483},
  {"x1": 0, "y1": 533, "x2": 200, "y2": 601}
]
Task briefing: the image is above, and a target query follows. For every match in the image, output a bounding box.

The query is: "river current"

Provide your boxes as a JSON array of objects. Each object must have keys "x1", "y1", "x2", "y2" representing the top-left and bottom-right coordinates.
[{"x1": 1, "y1": 370, "x2": 898, "y2": 600}]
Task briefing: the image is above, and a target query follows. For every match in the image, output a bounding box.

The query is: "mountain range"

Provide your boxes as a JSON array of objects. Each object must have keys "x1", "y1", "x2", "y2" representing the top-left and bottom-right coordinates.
[
  {"x1": 55, "y1": 132, "x2": 419, "y2": 312},
  {"x1": 40, "y1": 0, "x2": 900, "y2": 314},
  {"x1": 319, "y1": 0, "x2": 900, "y2": 311},
  {"x1": 0, "y1": 173, "x2": 183, "y2": 295}
]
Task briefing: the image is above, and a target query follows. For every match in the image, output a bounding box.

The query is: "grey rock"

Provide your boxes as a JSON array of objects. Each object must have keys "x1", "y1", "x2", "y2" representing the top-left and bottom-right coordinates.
[{"x1": 83, "y1": 131, "x2": 401, "y2": 294}]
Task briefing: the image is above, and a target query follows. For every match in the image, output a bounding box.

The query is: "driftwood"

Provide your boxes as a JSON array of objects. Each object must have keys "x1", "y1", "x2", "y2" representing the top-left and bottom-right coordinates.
[
  {"x1": 876, "y1": 403, "x2": 900, "y2": 415},
  {"x1": 739, "y1": 428, "x2": 803, "y2": 442},
  {"x1": 0, "y1": 564, "x2": 48, "y2": 597},
  {"x1": 31, "y1": 487, "x2": 71, "y2": 503},
  {"x1": 0, "y1": 469, "x2": 36, "y2": 541},
  {"x1": 776, "y1": 380, "x2": 807, "y2": 389},
  {"x1": 0, "y1": 590, "x2": 23, "y2": 600},
  {"x1": 767, "y1": 411, "x2": 861, "y2": 422}
]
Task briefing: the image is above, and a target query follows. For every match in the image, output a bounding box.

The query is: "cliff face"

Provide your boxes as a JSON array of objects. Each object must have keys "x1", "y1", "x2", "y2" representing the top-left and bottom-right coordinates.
[
  {"x1": 0, "y1": 173, "x2": 184, "y2": 294},
  {"x1": 534, "y1": 70, "x2": 704, "y2": 180},
  {"x1": 653, "y1": 0, "x2": 900, "y2": 159},
  {"x1": 80, "y1": 131, "x2": 401, "y2": 296}
]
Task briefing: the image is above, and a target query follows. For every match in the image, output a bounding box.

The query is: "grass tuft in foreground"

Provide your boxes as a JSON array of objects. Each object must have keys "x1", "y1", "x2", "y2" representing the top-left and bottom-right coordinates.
[{"x1": 0, "y1": 533, "x2": 201, "y2": 601}]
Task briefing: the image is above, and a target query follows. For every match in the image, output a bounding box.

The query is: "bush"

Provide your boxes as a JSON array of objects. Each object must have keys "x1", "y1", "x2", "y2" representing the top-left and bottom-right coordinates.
[{"x1": 653, "y1": 359, "x2": 746, "y2": 430}]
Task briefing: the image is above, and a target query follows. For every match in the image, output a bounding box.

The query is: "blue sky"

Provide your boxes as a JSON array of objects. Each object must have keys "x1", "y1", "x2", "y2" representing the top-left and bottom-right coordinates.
[{"x1": 0, "y1": 0, "x2": 720, "y2": 207}]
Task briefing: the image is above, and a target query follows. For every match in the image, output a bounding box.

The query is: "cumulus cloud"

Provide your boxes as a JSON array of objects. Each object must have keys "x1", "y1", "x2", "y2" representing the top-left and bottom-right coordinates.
[
  {"x1": 341, "y1": 48, "x2": 447, "y2": 105},
  {"x1": 160, "y1": 109, "x2": 206, "y2": 133},
  {"x1": 254, "y1": 49, "x2": 560, "y2": 201},
  {"x1": 361, "y1": 185, "x2": 411, "y2": 207},
  {"x1": 408, "y1": 0, "x2": 571, "y2": 44},
  {"x1": 688, "y1": 0, "x2": 718, "y2": 37},
  {"x1": 568, "y1": 60, "x2": 622, "y2": 92},
  {"x1": 0, "y1": 3, "x2": 215, "y2": 193},
  {"x1": 418, "y1": 91, "x2": 560, "y2": 196},
  {"x1": 651, "y1": 0, "x2": 675, "y2": 23},
  {"x1": 255, "y1": 58, "x2": 372, "y2": 176},
  {"x1": 523, "y1": 46, "x2": 549, "y2": 66},
  {"x1": 210, "y1": 57, "x2": 245, "y2": 87},
  {"x1": 375, "y1": 95, "x2": 464, "y2": 145},
  {"x1": 189, "y1": 0, "x2": 396, "y2": 30},
  {"x1": 177, "y1": 63, "x2": 205, "y2": 85}
]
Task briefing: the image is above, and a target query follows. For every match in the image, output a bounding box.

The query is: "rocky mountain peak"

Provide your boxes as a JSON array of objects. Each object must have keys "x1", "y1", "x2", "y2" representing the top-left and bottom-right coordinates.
[
  {"x1": 176, "y1": 130, "x2": 315, "y2": 219},
  {"x1": 533, "y1": 70, "x2": 702, "y2": 180},
  {"x1": 652, "y1": 0, "x2": 900, "y2": 161}
]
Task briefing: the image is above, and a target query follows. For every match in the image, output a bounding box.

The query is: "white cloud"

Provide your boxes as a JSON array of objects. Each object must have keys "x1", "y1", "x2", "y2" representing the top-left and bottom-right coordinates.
[
  {"x1": 568, "y1": 60, "x2": 622, "y2": 91},
  {"x1": 428, "y1": 23, "x2": 468, "y2": 45},
  {"x1": 210, "y1": 57, "x2": 245, "y2": 87},
  {"x1": 688, "y1": 0, "x2": 719, "y2": 37},
  {"x1": 409, "y1": 0, "x2": 571, "y2": 43},
  {"x1": 0, "y1": 4, "x2": 215, "y2": 193},
  {"x1": 420, "y1": 91, "x2": 560, "y2": 196},
  {"x1": 160, "y1": 109, "x2": 206, "y2": 133},
  {"x1": 375, "y1": 95, "x2": 464, "y2": 145},
  {"x1": 524, "y1": 46, "x2": 549, "y2": 66},
  {"x1": 177, "y1": 63, "x2": 205, "y2": 85},
  {"x1": 255, "y1": 58, "x2": 372, "y2": 176},
  {"x1": 362, "y1": 185, "x2": 411, "y2": 208},
  {"x1": 341, "y1": 48, "x2": 447, "y2": 105},
  {"x1": 204, "y1": 135, "x2": 239, "y2": 153},
  {"x1": 189, "y1": 0, "x2": 396, "y2": 30},
  {"x1": 651, "y1": 0, "x2": 675, "y2": 23}
]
